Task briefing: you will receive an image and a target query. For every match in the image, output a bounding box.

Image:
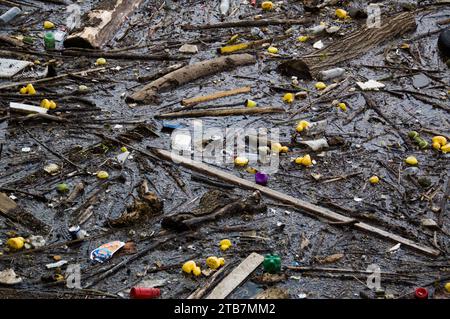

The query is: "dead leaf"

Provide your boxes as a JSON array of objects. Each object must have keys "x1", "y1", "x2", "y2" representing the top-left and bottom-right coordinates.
[
  {"x1": 319, "y1": 253, "x2": 344, "y2": 264},
  {"x1": 300, "y1": 233, "x2": 310, "y2": 250},
  {"x1": 254, "y1": 287, "x2": 290, "y2": 299}
]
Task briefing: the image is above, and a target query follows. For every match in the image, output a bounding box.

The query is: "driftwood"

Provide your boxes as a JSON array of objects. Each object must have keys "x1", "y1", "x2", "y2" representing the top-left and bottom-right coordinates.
[
  {"x1": 108, "y1": 180, "x2": 163, "y2": 227},
  {"x1": 0, "y1": 193, "x2": 49, "y2": 233},
  {"x1": 278, "y1": 12, "x2": 417, "y2": 78},
  {"x1": 64, "y1": 0, "x2": 145, "y2": 49},
  {"x1": 155, "y1": 107, "x2": 284, "y2": 119},
  {"x1": 127, "y1": 54, "x2": 256, "y2": 103},
  {"x1": 182, "y1": 18, "x2": 312, "y2": 30},
  {"x1": 153, "y1": 148, "x2": 440, "y2": 257},
  {"x1": 161, "y1": 191, "x2": 266, "y2": 231},
  {"x1": 0, "y1": 35, "x2": 23, "y2": 47},
  {"x1": 182, "y1": 86, "x2": 251, "y2": 107}
]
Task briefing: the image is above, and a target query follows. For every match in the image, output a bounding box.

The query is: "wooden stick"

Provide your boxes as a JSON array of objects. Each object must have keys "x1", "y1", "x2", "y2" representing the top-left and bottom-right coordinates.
[
  {"x1": 287, "y1": 266, "x2": 416, "y2": 277},
  {"x1": 153, "y1": 149, "x2": 440, "y2": 257},
  {"x1": 279, "y1": 12, "x2": 417, "y2": 78},
  {"x1": 187, "y1": 266, "x2": 229, "y2": 299},
  {"x1": 0, "y1": 67, "x2": 106, "y2": 90},
  {"x1": 127, "y1": 54, "x2": 256, "y2": 103},
  {"x1": 205, "y1": 253, "x2": 264, "y2": 299},
  {"x1": 182, "y1": 86, "x2": 251, "y2": 107},
  {"x1": 64, "y1": 0, "x2": 145, "y2": 49},
  {"x1": 182, "y1": 18, "x2": 312, "y2": 30},
  {"x1": 156, "y1": 107, "x2": 283, "y2": 119}
]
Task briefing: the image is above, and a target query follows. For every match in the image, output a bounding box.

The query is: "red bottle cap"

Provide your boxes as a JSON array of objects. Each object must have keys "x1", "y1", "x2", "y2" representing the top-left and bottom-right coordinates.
[
  {"x1": 414, "y1": 287, "x2": 428, "y2": 299},
  {"x1": 130, "y1": 287, "x2": 161, "y2": 299}
]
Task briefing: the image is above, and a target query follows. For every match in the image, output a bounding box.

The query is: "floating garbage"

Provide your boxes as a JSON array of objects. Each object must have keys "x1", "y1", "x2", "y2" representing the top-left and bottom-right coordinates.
[
  {"x1": 7, "y1": 237, "x2": 24, "y2": 250},
  {"x1": 130, "y1": 287, "x2": 161, "y2": 299},
  {"x1": 299, "y1": 138, "x2": 329, "y2": 151},
  {"x1": 405, "y1": 156, "x2": 418, "y2": 166},
  {"x1": 356, "y1": 79, "x2": 385, "y2": 91},
  {"x1": 267, "y1": 46, "x2": 278, "y2": 54},
  {"x1": 90, "y1": 241, "x2": 125, "y2": 263},
  {"x1": 317, "y1": 68, "x2": 345, "y2": 81},
  {"x1": 255, "y1": 172, "x2": 269, "y2": 186},
  {"x1": 263, "y1": 254, "x2": 281, "y2": 274},
  {"x1": 261, "y1": 1, "x2": 273, "y2": 10},
  {"x1": 369, "y1": 176, "x2": 380, "y2": 184},
  {"x1": 219, "y1": 239, "x2": 232, "y2": 251},
  {"x1": 44, "y1": 163, "x2": 60, "y2": 175},
  {"x1": 43, "y1": 21, "x2": 55, "y2": 29},
  {"x1": 95, "y1": 58, "x2": 107, "y2": 66},
  {"x1": 0, "y1": 7, "x2": 21, "y2": 24},
  {"x1": 0, "y1": 269, "x2": 22, "y2": 285},
  {"x1": 45, "y1": 260, "x2": 68, "y2": 269}
]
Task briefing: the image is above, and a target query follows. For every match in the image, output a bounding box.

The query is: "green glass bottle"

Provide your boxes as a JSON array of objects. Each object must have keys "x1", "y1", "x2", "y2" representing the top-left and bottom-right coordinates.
[
  {"x1": 44, "y1": 32, "x2": 55, "y2": 50},
  {"x1": 263, "y1": 254, "x2": 281, "y2": 274}
]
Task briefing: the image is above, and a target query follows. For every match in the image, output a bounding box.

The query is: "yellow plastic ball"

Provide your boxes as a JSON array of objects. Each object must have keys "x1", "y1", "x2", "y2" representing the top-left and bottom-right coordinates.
[
  {"x1": 95, "y1": 57, "x2": 107, "y2": 66},
  {"x1": 261, "y1": 1, "x2": 274, "y2": 10},
  {"x1": 96, "y1": 171, "x2": 109, "y2": 179},
  {"x1": 43, "y1": 21, "x2": 55, "y2": 29},
  {"x1": 206, "y1": 256, "x2": 221, "y2": 270},
  {"x1": 283, "y1": 93, "x2": 295, "y2": 104},
  {"x1": 369, "y1": 176, "x2": 380, "y2": 184},
  {"x1": 182, "y1": 260, "x2": 196, "y2": 274},
  {"x1": 405, "y1": 156, "x2": 418, "y2": 166},
  {"x1": 7, "y1": 237, "x2": 25, "y2": 250}
]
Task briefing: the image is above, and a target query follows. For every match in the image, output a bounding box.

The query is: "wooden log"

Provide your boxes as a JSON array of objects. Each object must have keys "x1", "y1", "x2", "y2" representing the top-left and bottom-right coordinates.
[
  {"x1": 64, "y1": 0, "x2": 145, "y2": 49},
  {"x1": 162, "y1": 191, "x2": 265, "y2": 230},
  {"x1": 0, "y1": 193, "x2": 49, "y2": 233},
  {"x1": 182, "y1": 18, "x2": 312, "y2": 30},
  {"x1": 153, "y1": 149, "x2": 440, "y2": 257},
  {"x1": 0, "y1": 35, "x2": 23, "y2": 47},
  {"x1": 127, "y1": 54, "x2": 256, "y2": 103},
  {"x1": 206, "y1": 253, "x2": 264, "y2": 299},
  {"x1": 278, "y1": 12, "x2": 417, "y2": 78},
  {"x1": 155, "y1": 107, "x2": 284, "y2": 119},
  {"x1": 182, "y1": 86, "x2": 251, "y2": 107}
]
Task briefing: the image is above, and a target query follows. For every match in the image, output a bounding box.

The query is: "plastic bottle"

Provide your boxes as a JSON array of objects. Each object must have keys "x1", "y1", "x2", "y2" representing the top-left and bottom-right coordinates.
[
  {"x1": 44, "y1": 32, "x2": 55, "y2": 50},
  {"x1": 220, "y1": 0, "x2": 230, "y2": 16},
  {"x1": 318, "y1": 68, "x2": 346, "y2": 81},
  {"x1": 0, "y1": 7, "x2": 21, "y2": 24}
]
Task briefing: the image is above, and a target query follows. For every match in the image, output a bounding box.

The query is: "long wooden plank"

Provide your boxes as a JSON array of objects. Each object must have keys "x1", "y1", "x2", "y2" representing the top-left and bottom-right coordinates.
[
  {"x1": 155, "y1": 107, "x2": 284, "y2": 119},
  {"x1": 206, "y1": 253, "x2": 264, "y2": 299},
  {"x1": 154, "y1": 149, "x2": 440, "y2": 257}
]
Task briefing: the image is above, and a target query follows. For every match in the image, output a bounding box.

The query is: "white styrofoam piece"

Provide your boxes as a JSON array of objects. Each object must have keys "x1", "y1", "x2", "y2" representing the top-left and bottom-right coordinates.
[{"x1": 0, "y1": 58, "x2": 33, "y2": 78}]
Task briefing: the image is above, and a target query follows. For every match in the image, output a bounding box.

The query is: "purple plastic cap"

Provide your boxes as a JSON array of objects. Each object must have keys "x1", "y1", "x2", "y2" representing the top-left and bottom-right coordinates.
[{"x1": 255, "y1": 172, "x2": 269, "y2": 186}]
